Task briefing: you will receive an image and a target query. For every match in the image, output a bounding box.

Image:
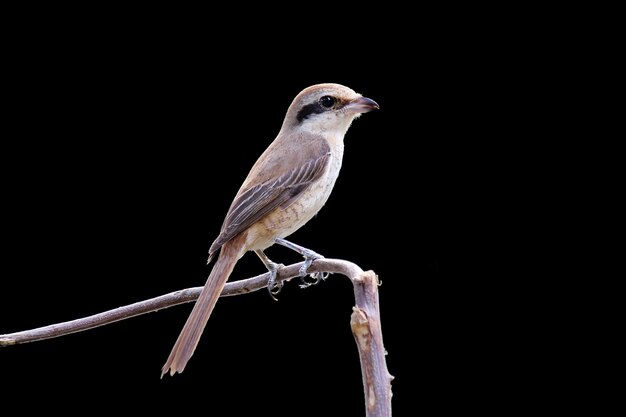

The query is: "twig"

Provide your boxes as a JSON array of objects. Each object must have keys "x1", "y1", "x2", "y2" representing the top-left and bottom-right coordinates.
[{"x1": 0, "y1": 258, "x2": 393, "y2": 416}]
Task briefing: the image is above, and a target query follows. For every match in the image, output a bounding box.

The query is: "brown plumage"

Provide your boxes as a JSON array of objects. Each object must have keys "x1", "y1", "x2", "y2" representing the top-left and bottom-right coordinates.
[{"x1": 161, "y1": 83, "x2": 378, "y2": 377}]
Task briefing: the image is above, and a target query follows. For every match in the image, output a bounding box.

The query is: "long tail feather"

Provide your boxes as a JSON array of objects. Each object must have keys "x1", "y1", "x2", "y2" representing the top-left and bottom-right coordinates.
[{"x1": 161, "y1": 237, "x2": 244, "y2": 377}]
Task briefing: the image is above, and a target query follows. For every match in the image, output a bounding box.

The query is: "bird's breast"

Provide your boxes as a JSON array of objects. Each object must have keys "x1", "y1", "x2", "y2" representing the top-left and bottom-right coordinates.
[{"x1": 245, "y1": 143, "x2": 344, "y2": 251}]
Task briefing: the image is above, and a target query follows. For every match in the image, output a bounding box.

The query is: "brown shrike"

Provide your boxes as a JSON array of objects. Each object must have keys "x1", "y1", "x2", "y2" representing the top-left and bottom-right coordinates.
[{"x1": 161, "y1": 83, "x2": 378, "y2": 377}]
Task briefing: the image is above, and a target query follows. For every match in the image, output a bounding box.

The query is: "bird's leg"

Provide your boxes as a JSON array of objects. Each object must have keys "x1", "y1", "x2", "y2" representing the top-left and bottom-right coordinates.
[
  {"x1": 255, "y1": 250, "x2": 283, "y2": 301},
  {"x1": 274, "y1": 238, "x2": 329, "y2": 288}
]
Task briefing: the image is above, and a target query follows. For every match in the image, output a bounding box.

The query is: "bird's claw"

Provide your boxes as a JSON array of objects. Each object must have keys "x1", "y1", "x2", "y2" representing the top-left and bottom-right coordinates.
[
  {"x1": 298, "y1": 256, "x2": 314, "y2": 277},
  {"x1": 266, "y1": 265, "x2": 283, "y2": 301},
  {"x1": 299, "y1": 271, "x2": 329, "y2": 289},
  {"x1": 272, "y1": 238, "x2": 328, "y2": 291},
  {"x1": 297, "y1": 252, "x2": 328, "y2": 289}
]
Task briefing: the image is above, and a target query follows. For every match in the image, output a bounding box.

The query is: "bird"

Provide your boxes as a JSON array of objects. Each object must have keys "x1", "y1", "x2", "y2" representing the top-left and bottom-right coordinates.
[{"x1": 161, "y1": 83, "x2": 379, "y2": 377}]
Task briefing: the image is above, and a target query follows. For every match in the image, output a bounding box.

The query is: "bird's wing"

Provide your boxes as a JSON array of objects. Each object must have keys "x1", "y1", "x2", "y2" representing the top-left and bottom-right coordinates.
[{"x1": 209, "y1": 150, "x2": 330, "y2": 255}]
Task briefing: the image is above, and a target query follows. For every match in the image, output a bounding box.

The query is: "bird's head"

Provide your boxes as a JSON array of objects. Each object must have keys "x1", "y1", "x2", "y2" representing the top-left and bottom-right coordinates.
[{"x1": 282, "y1": 83, "x2": 379, "y2": 136}]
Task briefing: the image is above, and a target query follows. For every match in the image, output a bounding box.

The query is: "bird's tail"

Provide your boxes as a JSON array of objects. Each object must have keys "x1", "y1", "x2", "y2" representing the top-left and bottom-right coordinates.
[{"x1": 161, "y1": 237, "x2": 243, "y2": 377}]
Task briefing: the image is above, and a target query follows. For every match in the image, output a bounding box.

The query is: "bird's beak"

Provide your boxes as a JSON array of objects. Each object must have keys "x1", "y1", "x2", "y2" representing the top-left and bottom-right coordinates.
[{"x1": 344, "y1": 96, "x2": 380, "y2": 114}]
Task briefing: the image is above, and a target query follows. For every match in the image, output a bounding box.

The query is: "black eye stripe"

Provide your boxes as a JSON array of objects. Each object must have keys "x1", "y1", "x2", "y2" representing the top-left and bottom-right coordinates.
[
  {"x1": 296, "y1": 103, "x2": 324, "y2": 122},
  {"x1": 296, "y1": 95, "x2": 339, "y2": 123}
]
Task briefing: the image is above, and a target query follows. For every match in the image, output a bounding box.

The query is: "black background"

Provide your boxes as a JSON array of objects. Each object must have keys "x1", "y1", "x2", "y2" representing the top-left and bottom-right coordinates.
[{"x1": 0, "y1": 24, "x2": 537, "y2": 415}]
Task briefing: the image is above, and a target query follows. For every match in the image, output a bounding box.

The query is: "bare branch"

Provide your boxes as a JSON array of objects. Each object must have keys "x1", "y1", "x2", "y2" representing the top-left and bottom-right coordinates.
[
  {"x1": 0, "y1": 258, "x2": 392, "y2": 416},
  {"x1": 0, "y1": 259, "x2": 359, "y2": 346}
]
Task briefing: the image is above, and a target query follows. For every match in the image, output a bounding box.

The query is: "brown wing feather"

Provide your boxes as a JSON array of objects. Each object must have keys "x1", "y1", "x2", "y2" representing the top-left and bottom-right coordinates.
[{"x1": 209, "y1": 151, "x2": 330, "y2": 255}]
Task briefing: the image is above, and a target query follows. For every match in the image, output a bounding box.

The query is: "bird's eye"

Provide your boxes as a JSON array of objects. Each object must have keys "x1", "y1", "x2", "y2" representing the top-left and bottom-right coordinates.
[{"x1": 319, "y1": 95, "x2": 336, "y2": 108}]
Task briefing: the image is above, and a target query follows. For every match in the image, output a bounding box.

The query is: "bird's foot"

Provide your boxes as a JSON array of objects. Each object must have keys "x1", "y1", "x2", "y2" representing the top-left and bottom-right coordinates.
[
  {"x1": 299, "y1": 270, "x2": 330, "y2": 289},
  {"x1": 265, "y1": 260, "x2": 283, "y2": 301},
  {"x1": 274, "y1": 238, "x2": 328, "y2": 289},
  {"x1": 297, "y1": 248, "x2": 328, "y2": 288},
  {"x1": 255, "y1": 250, "x2": 285, "y2": 301},
  {"x1": 297, "y1": 247, "x2": 324, "y2": 277}
]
